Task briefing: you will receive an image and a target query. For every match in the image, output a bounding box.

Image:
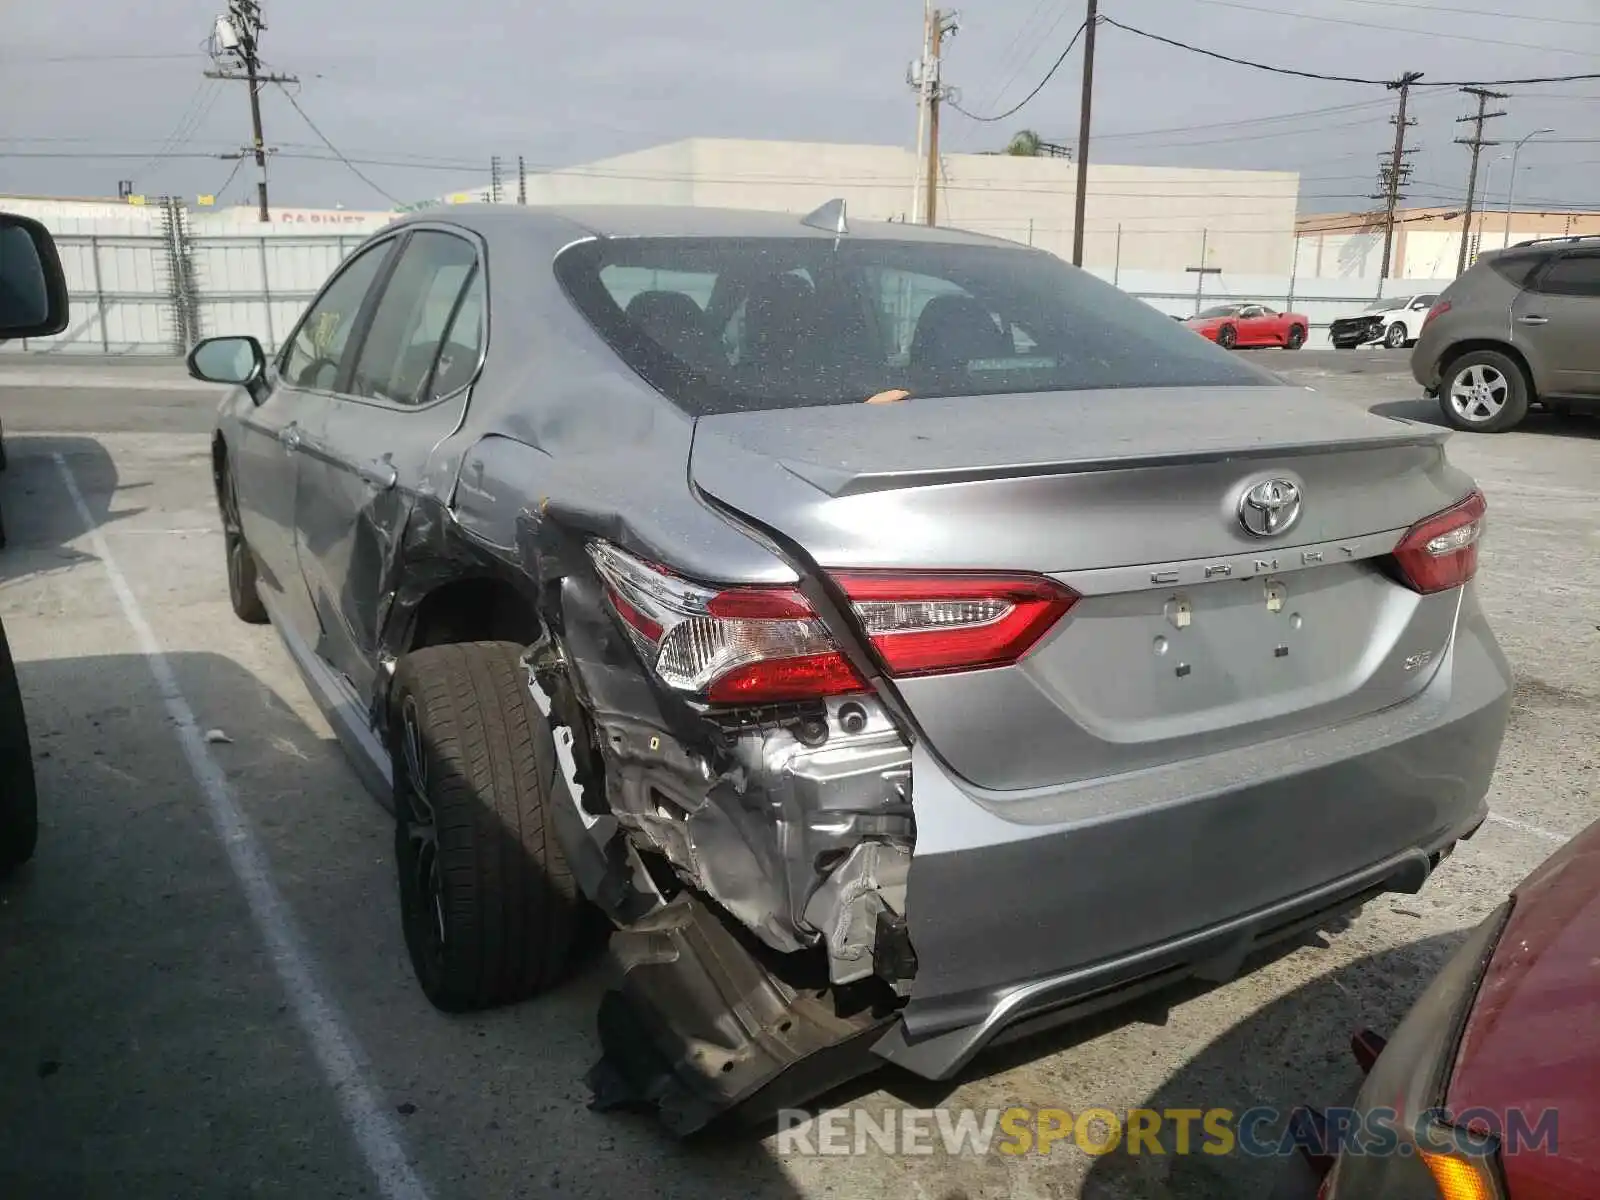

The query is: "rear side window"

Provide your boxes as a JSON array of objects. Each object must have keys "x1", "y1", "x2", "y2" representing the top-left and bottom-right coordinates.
[
  {"x1": 554, "y1": 236, "x2": 1273, "y2": 417},
  {"x1": 1533, "y1": 252, "x2": 1600, "y2": 297},
  {"x1": 1488, "y1": 251, "x2": 1549, "y2": 289}
]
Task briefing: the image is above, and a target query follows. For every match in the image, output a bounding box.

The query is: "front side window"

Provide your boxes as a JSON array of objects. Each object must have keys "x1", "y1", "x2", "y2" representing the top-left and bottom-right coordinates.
[
  {"x1": 351, "y1": 230, "x2": 480, "y2": 406},
  {"x1": 280, "y1": 241, "x2": 394, "y2": 391},
  {"x1": 555, "y1": 237, "x2": 1274, "y2": 417}
]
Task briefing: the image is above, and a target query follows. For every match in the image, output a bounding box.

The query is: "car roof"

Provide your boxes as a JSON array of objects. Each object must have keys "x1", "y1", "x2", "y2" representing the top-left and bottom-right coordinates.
[{"x1": 397, "y1": 203, "x2": 1024, "y2": 249}]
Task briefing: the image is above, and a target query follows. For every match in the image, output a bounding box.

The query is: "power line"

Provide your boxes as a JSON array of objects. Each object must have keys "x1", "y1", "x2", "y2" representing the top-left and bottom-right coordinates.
[
  {"x1": 1097, "y1": 113, "x2": 1389, "y2": 153},
  {"x1": 211, "y1": 156, "x2": 246, "y2": 202},
  {"x1": 948, "y1": 20, "x2": 1088, "y2": 121},
  {"x1": 274, "y1": 84, "x2": 404, "y2": 205},
  {"x1": 136, "y1": 79, "x2": 223, "y2": 183},
  {"x1": 1099, "y1": 15, "x2": 1600, "y2": 86},
  {"x1": 1093, "y1": 95, "x2": 1401, "y2": 141},
  {"x1": 982, "y1": 0, "x2": 1069, "y2": 111},
  {"x1": 1159, "y1": 0, "x2": 1596, "y2": 57},
  {"x1": 0, "y1": 52, "x2": 202, "y2": 64},
  {"x1": 1327, "y1": 0, "x2": 1600, "y2": 29}
]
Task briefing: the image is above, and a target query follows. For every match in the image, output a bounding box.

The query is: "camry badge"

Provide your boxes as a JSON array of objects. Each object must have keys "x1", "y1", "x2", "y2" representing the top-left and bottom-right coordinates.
[{"x1": 1237, "y1": 478, "x2": 1303, "y2": 538}]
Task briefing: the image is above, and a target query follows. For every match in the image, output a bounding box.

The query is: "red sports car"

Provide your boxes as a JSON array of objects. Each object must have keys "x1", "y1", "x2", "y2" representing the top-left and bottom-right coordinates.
[
  {"x1": 1183, "y1": 302, "x2": 1309, "y2": 350},
  {"x1": 1280, "y1": 815, "x2": 1600, "y2": 1199}
]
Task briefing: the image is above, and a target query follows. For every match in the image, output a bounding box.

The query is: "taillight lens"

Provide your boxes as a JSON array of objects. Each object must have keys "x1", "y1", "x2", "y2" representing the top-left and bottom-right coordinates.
[
  {"x1": 834, "y1": 572, "x2": 1077, "y2": 676},
  {"x1": 587, "y1": 542, "x2": 1077, "y2": 705},
  {"x1": 1422, "y1": 298, "x2": 1451, "y2": 329},
  {"x1": 1391, "y1": 490, "x2": 1487, "y2": 594}
]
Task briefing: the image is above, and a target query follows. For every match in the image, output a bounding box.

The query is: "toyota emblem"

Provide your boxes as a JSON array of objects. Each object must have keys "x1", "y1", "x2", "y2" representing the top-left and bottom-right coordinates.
[{"x1": 1237, "y1": 478, "x2": 1303, "y2": 538}]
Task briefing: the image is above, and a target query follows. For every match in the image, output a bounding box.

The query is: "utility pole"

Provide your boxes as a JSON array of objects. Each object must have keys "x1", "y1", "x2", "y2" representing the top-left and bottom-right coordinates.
[
  {"x1": 923, "y1": 10, "x2": 957, "y2": 226},
  {"x1": 910, "y1": 1, "x2": 933, "y2": 224},
  {"x1": 517, "y1": 155, "x2": 527, "y2": 205},
  {"x1": 206, "y1": 0, "x2": 297, "y2": 222},
  {"x1": 1071, "y1": 0, "x2": 1099, "y2": 267},
  {"x1": 1374, "y1": 71, "x2": 1422, "y2": 281},
  {"x1": 490, "y1": 155, "x2": 503, "y2": 204},
  {"x1": 908, "y1": 6, "x2": 956, "y2": 225},
  {"x1": 1454, "y1": 87, "x2": 1507, "y2": 276}
]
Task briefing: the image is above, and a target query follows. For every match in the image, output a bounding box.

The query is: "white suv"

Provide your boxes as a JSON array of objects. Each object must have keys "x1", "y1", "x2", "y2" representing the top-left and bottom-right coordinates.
[{"x1": 1329, "y1": 293, "x2": 1439, "y2": 350}]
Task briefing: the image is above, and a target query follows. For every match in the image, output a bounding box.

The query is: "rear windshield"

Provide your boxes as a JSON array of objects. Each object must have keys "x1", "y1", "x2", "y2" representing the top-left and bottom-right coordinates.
[
  {"x1": 553, "y1": 236, "x2": 1274, "y2": 416},
  {"x1": 1195, "y1": 304, "x2": 1240, "y2": 318}
]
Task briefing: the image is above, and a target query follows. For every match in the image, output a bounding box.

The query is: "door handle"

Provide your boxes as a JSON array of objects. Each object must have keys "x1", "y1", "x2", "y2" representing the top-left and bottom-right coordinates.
[
  {"x1": 1517, "y1": 315, "x2": 1550, "y2": 325},
  {"x1": 357, "y1": 459, "x2": 398, "y2": 491},
  {"x1": 278, "y1": 423, "x2": 302, "y2": 451}
]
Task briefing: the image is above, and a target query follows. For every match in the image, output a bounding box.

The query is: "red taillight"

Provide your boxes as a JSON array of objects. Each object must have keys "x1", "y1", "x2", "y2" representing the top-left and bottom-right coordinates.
[
  {"x1": 1391, "y1": 490, "x2": 1487, "y2": 594},
  {"x1": 588, "y1": 542, "x2": 1078, "y2": 705},
  {"x1": 834, "y1": 572, "x2": 1078, "y2": 676},
  {"x1": 1422, "y1": 298, "x2": 1451, "y2": 329}
]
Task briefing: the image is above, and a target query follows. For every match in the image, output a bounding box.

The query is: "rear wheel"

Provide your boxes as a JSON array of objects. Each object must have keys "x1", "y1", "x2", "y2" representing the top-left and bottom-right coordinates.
[
  {"x1": 1285, "y1": 325, "x2": 1306, "y2": 350},
  {"x1": 0, "y1": 616, "x2": 38, "y2": 874},
  {"x1": 1217, "y1": 324, "x2": 1237, "y2": 350},
  {"x1": 1439, "y1": 350, "x2": 1530, "y2": 433},
  {"x1": 219, "y1": 462, "x2": 268, "y2": 625},
  {"x1": 1384, "y1": 322, "x2": 1407, "y2": 349},
  {"x1": 391, "y1": 641, "x2": 580, "y2": 1012}
]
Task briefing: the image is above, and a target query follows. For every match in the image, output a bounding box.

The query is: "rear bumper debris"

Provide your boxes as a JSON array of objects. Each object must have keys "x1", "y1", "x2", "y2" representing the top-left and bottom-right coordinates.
[{"x1": 586, "y1": 892, "x2": 895, "y2": 1136}]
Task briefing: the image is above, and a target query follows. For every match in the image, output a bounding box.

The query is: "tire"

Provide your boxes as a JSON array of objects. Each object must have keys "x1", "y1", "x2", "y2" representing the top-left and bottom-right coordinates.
[
  {"x1": 1438, "y1": 349, "x2": 1531, "y2": 433},
  {"x1": 1285, "y1": 325, "x2": 1306, "y2": 350},
  {"x1": 1266, "y1": 1149, "x2": 1328, "y2": 1200},
  {"x1": 219, "y1": 461, "x2": 268, "y2": 624},
  {"x1": 0, "y1": 615, "x2": 39, "y2": 874},
  {"x1": 391, "y1": 641, "x2": 580, "y2": 1012},
  {"x1": 1384, "y1": 322, "x2": 1407, "y2": 349},
  {"x1": 1217, "y1": 324, "x2": 1237, "y2": 350}
]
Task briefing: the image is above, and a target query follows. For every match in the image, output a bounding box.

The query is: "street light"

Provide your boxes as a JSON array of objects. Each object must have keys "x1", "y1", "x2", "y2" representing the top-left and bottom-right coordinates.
[
  {"x1": 1504, "y1": 128, "x2": 1555, "y2": 248},
  {"x1": 1476, "y1": 156, "x2": 1506, "y2": 260}
]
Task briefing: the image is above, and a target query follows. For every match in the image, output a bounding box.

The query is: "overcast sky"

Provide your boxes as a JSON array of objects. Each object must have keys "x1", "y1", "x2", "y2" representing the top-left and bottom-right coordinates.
[{"x1": 3, "y1": 0, "x2": 1597, "y2": 217}]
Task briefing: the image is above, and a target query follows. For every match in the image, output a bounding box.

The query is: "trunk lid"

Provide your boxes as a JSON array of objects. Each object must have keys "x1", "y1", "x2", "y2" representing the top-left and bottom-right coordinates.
[{"x1": 690, "y1": 386, "x2": 1478, "y2": 791}]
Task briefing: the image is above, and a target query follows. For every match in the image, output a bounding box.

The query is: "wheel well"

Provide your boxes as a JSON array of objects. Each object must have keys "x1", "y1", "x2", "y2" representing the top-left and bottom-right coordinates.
[
  {"x1": 405, "y1": 576, "x2": 542, "y2": 655},
  {"x1": 1438, "y1": 340, "x2": 1536, "y2": 395}
]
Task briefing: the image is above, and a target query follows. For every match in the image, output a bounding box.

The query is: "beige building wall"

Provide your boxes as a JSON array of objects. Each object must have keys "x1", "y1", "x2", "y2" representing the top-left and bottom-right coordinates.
[
  {"x1": 447, "y1": 139, "x2": 1301, "y2": 275},
  {"x1": 1295, "y1": 207, "x2": 1600, "y2": 280}
]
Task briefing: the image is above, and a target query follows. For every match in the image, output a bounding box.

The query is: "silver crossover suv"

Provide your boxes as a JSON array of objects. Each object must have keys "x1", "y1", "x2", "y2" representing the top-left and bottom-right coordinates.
[
  {"x1": 184, "y1": 202, "x2": 1513, "y2": 1131},
  {"x1": 1413, "y1": 235, "x2": 1600, "y2": 432}
]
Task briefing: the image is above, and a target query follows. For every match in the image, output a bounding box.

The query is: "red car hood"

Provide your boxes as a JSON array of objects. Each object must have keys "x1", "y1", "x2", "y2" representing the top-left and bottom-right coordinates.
[{"x1": 1447, "y1": 819, "x2": 1600, "y2": 1197}]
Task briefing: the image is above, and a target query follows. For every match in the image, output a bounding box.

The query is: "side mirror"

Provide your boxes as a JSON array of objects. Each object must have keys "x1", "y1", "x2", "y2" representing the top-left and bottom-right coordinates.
[
  {"x1": 188, "y1": 334, "x2": 267, "y2": 392},
  {"x1": 0, "y1": 212, "x2": 70, "y2": 340}
]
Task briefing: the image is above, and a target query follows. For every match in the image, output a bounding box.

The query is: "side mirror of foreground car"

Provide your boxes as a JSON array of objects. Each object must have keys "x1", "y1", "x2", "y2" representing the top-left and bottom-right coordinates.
[
  {"x1": 0, "y1": 213, "x2": 70, "y2": 341},
  {"x1": 187, "y1": 335, "x2": 268, "y2": 397}
]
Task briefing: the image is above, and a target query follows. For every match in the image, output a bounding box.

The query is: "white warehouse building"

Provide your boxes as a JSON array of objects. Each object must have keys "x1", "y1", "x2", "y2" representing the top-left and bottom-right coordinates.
[{"x1": 438, "y1": 138, "x2": 1302, "y2": 276}]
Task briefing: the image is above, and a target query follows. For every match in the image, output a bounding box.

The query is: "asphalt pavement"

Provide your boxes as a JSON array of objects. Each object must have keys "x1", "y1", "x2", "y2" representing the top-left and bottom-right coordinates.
[{"x1": 0, "y1": 351, "x2": 1596, "y2": 1199}]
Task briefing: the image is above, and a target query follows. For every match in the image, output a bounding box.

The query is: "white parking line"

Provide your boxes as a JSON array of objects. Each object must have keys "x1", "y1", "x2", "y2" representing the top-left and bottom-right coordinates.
[
  {"x1": 1486, "y1": 812, "x2": 1569, "y2": 844},
  {"x1": 54, "y1": 454, "x2": 432, "y2": 1200}
]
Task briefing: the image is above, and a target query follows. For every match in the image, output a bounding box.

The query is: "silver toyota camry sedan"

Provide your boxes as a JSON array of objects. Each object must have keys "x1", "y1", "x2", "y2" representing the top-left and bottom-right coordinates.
[{"x1": 184, "y1": 201, "x2": 1513, "y2": 1133}]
